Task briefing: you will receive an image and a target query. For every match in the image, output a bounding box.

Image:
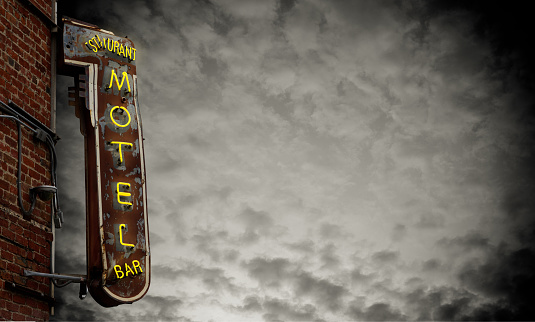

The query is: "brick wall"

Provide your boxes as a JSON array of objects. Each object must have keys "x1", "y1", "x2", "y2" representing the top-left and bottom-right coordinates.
[
  {"x1": 0, "y1": 0, "x2": 52, "y2": 126},
  {"x1": 0, "y1": 207, "x2": 52, "y2": 321},
  {"x1": 0, "y1": 0, "x2": 55, "y2": 320}
]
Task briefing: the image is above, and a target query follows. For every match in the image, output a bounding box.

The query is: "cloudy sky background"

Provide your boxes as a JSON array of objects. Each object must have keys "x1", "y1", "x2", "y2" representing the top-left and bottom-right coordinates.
[{"x1": 50, "y1": 0, "x2": 535, "y2": 321}]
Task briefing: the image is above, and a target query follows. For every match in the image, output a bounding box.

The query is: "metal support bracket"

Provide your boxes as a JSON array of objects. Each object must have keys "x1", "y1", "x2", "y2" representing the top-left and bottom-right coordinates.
[
  {"x1": 24, "y1": 270, "x2": 89, "y2": 300},
  {"x1": 24, "y1": 270, "x2": 87, "y2": 282}
]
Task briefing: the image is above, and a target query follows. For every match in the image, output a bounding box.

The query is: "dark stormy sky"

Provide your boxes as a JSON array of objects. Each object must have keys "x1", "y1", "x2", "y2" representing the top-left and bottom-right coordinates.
[{"x1": 50, "y1": 0, "x2": 535, "y2": 321}]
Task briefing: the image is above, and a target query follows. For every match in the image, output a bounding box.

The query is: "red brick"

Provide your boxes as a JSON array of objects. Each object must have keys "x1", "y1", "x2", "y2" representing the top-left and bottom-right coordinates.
[
  {"x1": 12, "y1": 294, "x2": 25, "y2": 305},
  {"x1": 32, "y1": 308, "x2": 47, "y2": 320},
  {"x1": 5, "y1": 300, "x2": 19, "y2": 313},
  {"x1": 7, "y1": 261, "x2": 22, "y2": 274},
  {"x1": 33, "y1": 216, "x2": 47, "y2": 228},
  {"x1": 13, "y1": 274, "x2": 27, "y2": 286},
  {"x1": 0, "y1": 269, "x2": 13, "y2": 282},
  {"x1": 19, "y1": 219, "x2": 29, "y2": 230},
  {"x1": 0, "y1": 289, "x2": 12, "y2": 301},
  {"x1": 32, "y1": 252, "x2": 45, "y2": 264},
  {"x1": 24, "y1": 229, "x2": 36, "y2": 241},
  {"x1": 35, "y1": 299, "x2": 48, "y2": 311},
  {"x1": 9, "y1": 222, "x2": 23, "y2": 235},
  {"x1": 28, "y1": 240, "x2": 38, "y2": 252},
  {"x1": 14, "y1": 234, "x2": 28, "y2": 247},
  {"x1": 24, "y1": 298, "x2": 38, "y2": 310},
  {"x1": 18, "y1": 24, "x2": 29, "y2": 36},
  {"x1": 1, "y1": 249, "x2": 14, "y2": 262},
  {"x1": 0, "y1": 182, "x2": 9, "y2": 194},
  {"x1": 4, "y1": 135, "x2": 16, "y2": 148},
  {"x1": 38, "y1": 245, "x2": 49, "y2": 257},
  {"x1": 3, "y1": 154, "x2": 16, "y2": 167},
  {"x1": 2, "y1": 226, "x2": 16, "y2": 241},
  {"x1": 0, "y1": 216, "x2": 7, "y2": 228},
  {"x1": 7, "y1": 242, "x2": 23, "y2": 256},
  {"x1": 4, "y1": 193, "x2": 15, "y2": 206},
  {"x1": 29, "y1": 224, "x2": 41, "y2": 234},
  {"x1": 0, "y1": 309, "x2": 12, "y2": 320},
  {"x1": 43, "y1": 231, "x2": 52, "y2": 242},
  {"x1": 13, "y1": 255, "x2": 28, "y2": 268},
  {"x1": 19, "y1": 305, "x2": 32, "y2": 316},
  {"x1": 24, "y1": 278, "x2": 38, "y2": 290},
  {"x1": 11, "y1": 312, "x2": 26, "y2": 321},
  {"x1": 0, "y1": 239, "x2": 8, "y2": 251},
  {"x1": 7, "y1": 12, "x2": 17, "y2": 26}
]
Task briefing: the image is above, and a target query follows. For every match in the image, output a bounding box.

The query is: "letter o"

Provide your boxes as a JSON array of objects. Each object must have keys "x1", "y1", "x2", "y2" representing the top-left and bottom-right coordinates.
[{"x1": 110, "y1": 106, "x2": 131, "y2": 128}]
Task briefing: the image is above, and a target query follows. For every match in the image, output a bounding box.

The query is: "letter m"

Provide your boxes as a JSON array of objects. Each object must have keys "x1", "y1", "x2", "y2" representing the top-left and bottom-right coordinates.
[{"x1": 108, "y1": 69, "x2": 131, "y2": 93}]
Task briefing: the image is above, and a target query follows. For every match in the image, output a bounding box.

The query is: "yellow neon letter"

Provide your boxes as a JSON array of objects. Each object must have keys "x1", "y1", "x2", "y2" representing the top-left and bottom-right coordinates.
[
  {"x1": 110, "y1": 141, "x2": 133, "y2": 163},
  {"x1": 131, "y1": 48, "x2": 136, "y2": 61},
  {"x1": 119, "y1": 224, "x2": 135, "y2": 248},
  {"x1": 132, "y1": 260, "x2": 143, "y2": 274},
  {"x1": 117, "y1": 182, "x2": 132, "y2": 206},
  {"x1": 114, "y1": 265, "x2": 124, "y2": 279},
  {"x1": 107, "y1": 38, "x2": 113, "y2": 52},
  {"x1": 125, "y1": 262, "x2": 135, "y2": 277},
  {"x1": 126, "y1": 46, "x2": 132, "y2": 60},
  {"x1": 109, "y1": 106, "x2": 131, "y2": 128},
  {"x1": 86, "y1": 39, "x2": 97, "y2": 52},
  {"x1": 118, "y1": 44, "x2": 125, "y2": 57},
  {"x1": 94, "y1": 34, "x2": 103, "y2": 49},
  {"x1": 113, "y1": 40, "x2": 120, "y2": 53},
  {"x1": 108, "y1": 69, "x2": 131, "y2": 93}
]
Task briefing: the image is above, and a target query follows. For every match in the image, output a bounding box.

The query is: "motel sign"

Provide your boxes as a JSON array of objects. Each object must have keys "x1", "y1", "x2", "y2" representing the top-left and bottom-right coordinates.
[{"x1": 61, "y1": 18, "x2": 150, "y2": 307}]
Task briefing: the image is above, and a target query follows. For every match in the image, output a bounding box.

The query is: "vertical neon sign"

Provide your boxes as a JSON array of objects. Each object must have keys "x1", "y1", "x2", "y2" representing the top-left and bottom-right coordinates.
[{"x1": 62, "y1": 18, "x2": 150, "y2": 307}]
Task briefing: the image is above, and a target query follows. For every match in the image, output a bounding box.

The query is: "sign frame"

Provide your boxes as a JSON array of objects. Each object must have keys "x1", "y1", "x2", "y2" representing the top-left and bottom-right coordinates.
[{"x1": 60, "y1": 18, "x2": 150, "y2": 307}]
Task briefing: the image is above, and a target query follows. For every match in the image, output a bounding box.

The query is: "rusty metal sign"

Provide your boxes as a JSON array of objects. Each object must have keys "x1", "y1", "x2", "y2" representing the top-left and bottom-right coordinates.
[{"x1": 61, "y1": 18, "x2": 149, "y2": 307}]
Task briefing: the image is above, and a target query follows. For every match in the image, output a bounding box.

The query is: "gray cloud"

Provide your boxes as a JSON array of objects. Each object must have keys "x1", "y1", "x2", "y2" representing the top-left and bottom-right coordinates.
[
  {"x1": 128, "y1": 295, "x2": 186, "y2": 321},
  {"x1": 421, "y1": 258, "x2": 442, "y2": 272},
  {"x1": 319, "y1": 243, "x2": 340, "y2": 270},
  {"x1": 390, "y1": 223, "x2": 407, "y2": 242},
  {"x1": 293, "y1": 271, "x2": 347, "y2": 312},
  {"x1": 244, "y1": 257, "x2": 292, "y2": 289},
  {"x1": 458, "y1": 246, "x2": 535, "y2": 319},
  {"x1": 153, "y1": 261, "x2": 239, "y2": 294},
  {"x1": 243, "y1": 257, "x2": 347, "y2": 313},
  {"x1": 262, "y1": 297, "x2": 319, "y2": 322},
  {"x1": 284, "y1": 239, "x2": 315, "y2": 254},
  {"x1": 52, "y1": 293, "x2": 102, "y2": 321},
  {"x1": 437, "y1": 231, "x2": 491, "y2": 252},
  {"x1": 371, "y1": 250, "x2": 399, "y2": 265},
  {"x1": 318, "y1": 223, "x2": 343, "y2": 240},
  {"x1": 347, "y1": 302, "x2": 407, "y2": 321},
  {"x1": 234, "y1": 295, "x2": 323, "y2": 322},
  {"x1": 237, "y1": 207, "x2": 275, "y2": 243}
]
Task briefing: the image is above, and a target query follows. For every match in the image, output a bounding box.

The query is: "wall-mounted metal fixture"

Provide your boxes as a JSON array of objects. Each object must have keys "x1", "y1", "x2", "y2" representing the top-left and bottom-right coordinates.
[
  {"x1": 23, "y1": 270, "x2": 88, "y2": 300},
  {"x1": 20, "y1": 185, "x2": 58, "y2": 221},
  {"x1": 0, "y1": 99, "x2": 63, "y2": 226},
  {"x1": 31, "y1": 185, "x2": 57, "y2": 201},
  {"x1": 29, "y1": 186, "x2": 62, "y2": 228}
]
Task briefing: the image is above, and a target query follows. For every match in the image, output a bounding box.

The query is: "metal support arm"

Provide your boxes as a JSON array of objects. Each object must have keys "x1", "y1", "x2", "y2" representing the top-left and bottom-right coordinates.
[
  {"x1": 24, "y1": 270, "x2": 88, "y2": 300},
  {"x1": 24, "y1": 270, "x2": 86, "y2": 282}
]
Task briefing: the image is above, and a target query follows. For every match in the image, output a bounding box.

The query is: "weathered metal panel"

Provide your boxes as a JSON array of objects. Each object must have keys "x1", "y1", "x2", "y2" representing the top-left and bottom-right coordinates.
[{"x1": 62, "y1": 18, "x2": 150, "y2": 307}]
